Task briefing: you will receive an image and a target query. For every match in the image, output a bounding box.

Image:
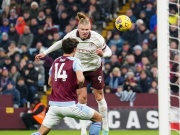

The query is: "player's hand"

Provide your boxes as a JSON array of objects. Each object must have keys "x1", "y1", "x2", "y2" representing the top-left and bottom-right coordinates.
[
  {"x1": 96, "y1": 48, "x2": 103, "y2": 57},
  {"x1": 35, "y1": 53, "x2": 45, "y2": 61}
]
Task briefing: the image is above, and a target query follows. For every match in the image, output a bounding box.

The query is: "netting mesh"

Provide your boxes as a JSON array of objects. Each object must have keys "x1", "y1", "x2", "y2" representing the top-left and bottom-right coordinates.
[{"x1": 168, "y1": 0, "x2": 180, "y2": 133}]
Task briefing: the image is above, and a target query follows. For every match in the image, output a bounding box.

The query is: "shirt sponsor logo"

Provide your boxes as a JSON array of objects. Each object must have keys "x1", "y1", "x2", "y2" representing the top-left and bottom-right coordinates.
[{"x1": 77, "y1": 49, "x2": 96, "y2": 54}]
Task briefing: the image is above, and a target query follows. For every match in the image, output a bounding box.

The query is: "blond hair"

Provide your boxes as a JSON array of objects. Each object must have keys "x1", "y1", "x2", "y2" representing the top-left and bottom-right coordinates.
[{"x1": 77, "y1": 12, "x2": 90, "y2": 25}]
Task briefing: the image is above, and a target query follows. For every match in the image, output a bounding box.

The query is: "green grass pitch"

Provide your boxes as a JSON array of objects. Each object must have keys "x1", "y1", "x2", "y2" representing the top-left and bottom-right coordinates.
[{"x1": 0, "y1": 130, "x2": 179, "y2": 135}]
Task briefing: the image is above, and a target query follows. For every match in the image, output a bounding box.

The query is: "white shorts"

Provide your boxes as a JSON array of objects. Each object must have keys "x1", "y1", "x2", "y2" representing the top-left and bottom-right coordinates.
[{"x1": 42, "y1": 104, "x2": 95, "y2": 128}]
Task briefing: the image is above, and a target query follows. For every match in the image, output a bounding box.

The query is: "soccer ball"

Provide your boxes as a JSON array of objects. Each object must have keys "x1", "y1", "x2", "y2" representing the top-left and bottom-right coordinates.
[{"x1": 115, "y1": 15, "x2": 132, "y2": 31}]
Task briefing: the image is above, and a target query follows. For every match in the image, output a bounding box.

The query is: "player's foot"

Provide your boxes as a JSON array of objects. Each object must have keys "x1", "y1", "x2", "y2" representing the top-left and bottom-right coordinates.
[
  {"x1": 102, "y1": 121, "x2": 109, "y2": 135},
  {"x1": 81, "y1": 132, "x2": 87, "y2": 135},
  {"x1": 31, "y1": 132, "x2": 41, "y2": 135},
  {"x1": 102, "y1": 129, "x2": 109, "y2": 135}
]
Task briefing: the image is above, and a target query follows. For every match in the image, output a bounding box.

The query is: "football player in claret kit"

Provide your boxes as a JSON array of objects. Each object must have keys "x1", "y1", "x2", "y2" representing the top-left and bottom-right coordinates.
[
  {"x1": 36, "y1": 12, "x2": 112, "y2": 135},
  {"x1": 31, "y1": 38, "x2": 102, "y2": 135}
]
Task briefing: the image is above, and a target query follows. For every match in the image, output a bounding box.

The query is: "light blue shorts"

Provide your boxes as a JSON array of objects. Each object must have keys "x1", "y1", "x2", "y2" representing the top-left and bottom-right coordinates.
[{"x1": 42, "y1": 104, "x2": 94, "y2": 128}]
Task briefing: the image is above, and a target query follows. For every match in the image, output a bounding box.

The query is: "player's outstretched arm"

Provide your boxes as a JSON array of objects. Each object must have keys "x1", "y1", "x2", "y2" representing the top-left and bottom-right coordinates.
[
  {"x1": 35, "y1": 40, "x2": 63, "y2": 60},
  {"x1": 102, "y1": 45, "x2": 112, "y2": 57},
  {"x1": 43, "y1": 40, "x2": 62, "y2": 55},
  {"x1": 35, "y1": 52, "x2": 46, "y2": 61}
]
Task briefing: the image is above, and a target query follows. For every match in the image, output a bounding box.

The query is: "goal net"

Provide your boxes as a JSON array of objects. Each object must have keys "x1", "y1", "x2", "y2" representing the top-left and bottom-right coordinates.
[{"x1": 157, "y1": 0, "x2": 180, "y2": 135}]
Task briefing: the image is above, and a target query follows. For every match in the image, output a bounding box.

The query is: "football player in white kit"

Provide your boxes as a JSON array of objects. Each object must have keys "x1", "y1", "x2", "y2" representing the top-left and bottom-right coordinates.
[{"x1": 36, "y1": 12, "x2": 112, "y2": 135}]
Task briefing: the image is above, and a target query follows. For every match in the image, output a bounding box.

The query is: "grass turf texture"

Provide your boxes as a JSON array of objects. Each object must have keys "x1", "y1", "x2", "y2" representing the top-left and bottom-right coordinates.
[{"x1": 0, "y1": 130, "x2": 179, "y2": 135}]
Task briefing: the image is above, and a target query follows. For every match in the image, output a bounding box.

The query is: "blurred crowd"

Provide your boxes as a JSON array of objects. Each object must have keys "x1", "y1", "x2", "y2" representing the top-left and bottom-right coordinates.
[
  {"x1": 0, "y1": 0, "x2": 179, "y2": 108},
  {"x1": 101, "y1": 0, "x2": 179, "y2": 95},
  {"x1": 101, "y1": 0, "x2": 180, "y2": 94}
]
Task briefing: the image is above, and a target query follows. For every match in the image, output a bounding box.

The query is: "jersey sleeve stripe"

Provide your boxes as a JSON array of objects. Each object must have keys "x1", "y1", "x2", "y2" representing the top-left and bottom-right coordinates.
[{"x1": 102, "y1": 45, "x2": 107, "y2": 50}]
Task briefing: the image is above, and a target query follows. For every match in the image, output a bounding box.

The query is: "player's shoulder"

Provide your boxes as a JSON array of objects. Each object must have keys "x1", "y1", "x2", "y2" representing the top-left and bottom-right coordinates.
[
  {"x1": 90, "y1": 30, "x2": 105, "y2": 41},
  {"x1": 91, "y1": 30, "x2": 104, "y2": 38},
  {"x1": 53, "y1": 56, "x2": 79, "y2": 65},
  {"x1": 67, "y1": 56, "x2": 76, "y2": 61},
  {"x1": 64, "y1": 29, "x2": 78, "y2": 38},
  {"x1": 67, "y1": 57, "x2": 81, "y2": 63}
]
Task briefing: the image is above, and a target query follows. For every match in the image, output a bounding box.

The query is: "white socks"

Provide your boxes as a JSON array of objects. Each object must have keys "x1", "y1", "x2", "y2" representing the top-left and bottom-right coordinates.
[
  {"x1": 97, "y1": 98, "x2": 109, "y2": 132},
  {"x1": 80, "y1": 119, "x2": 87, "y2": 135},
  {"x1": 79, "y1": 103, "x2": 87, "y2": 135}
]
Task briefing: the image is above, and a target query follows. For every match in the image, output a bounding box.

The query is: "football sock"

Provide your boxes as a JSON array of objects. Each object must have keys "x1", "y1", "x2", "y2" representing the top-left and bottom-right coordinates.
[
  {"x1": 80, "y1": 119, "x2": 87, "y2": 135},
  {"x1": 79, "y1": 103, "x2": 87, "y2": 135},
  {"x1": 97, "y1": 98, "x2": 109, "y2": 132},
  {"x1": 89, "y1": 122, "x2": 101, "y2": 135}
]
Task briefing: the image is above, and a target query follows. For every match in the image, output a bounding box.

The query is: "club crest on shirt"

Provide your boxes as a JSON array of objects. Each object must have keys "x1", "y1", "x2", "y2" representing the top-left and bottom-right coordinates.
[{"x1": 90, "y1": 43, "x2": 94, "y2": 46}]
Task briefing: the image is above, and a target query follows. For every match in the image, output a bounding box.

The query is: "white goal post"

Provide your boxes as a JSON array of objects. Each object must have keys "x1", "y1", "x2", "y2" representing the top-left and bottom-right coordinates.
[{"x1": 157, "y1": 0, "x2": 171, "y2": 135}]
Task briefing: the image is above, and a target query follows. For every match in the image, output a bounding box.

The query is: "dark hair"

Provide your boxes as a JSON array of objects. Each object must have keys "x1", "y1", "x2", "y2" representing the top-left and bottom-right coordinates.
[
  {"x1": 17, "y1": 76, "x2": 25, "y2": 81},
  {"x1": 20, "y1": 43, "x2": 27, "y2": 47},
  {"x1": 123, "y1": 41, "x2": 129, "y2": 46},
  {"x1": 62, "y1": 38, "x2": 79, "y2": 54}
]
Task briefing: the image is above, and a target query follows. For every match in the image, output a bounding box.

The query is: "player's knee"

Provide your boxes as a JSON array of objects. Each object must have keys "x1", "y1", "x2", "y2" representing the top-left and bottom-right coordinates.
[
  {"x1": 95, "y1": 96, "x2": 103, "y2": 101},
  {"x1": 78, "y1": 96, "x2": 87, "y2": 104},
  {"x1": 98, "y1": 114, "x2": 102, "y2": 122},
  {"x1": 77, "y1": 87, "x2": 87, "y2": 103},
  {"x1": 94, "y1": 93, "x2": 104, "y2": 101},
  {"x1": 93, "y1": 112, "x2": 102, "y2": 122}
]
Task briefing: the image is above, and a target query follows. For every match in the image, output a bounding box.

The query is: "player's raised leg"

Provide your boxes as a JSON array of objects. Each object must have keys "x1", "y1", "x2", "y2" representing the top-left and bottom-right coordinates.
[
  {"x1": 90, "y1": 65, "x2": 109, "y2": 135},
  {"x1": 93, "y1": 89, "x2": 109, "y2": 135},
  {"x1": 31, "y1": 106, "x2": 64, "y2": 135},
  {"x1": 59, "y1": 103, "x2": 102, "y2": 135},
  {"x1": 74, "y1": 103, "x2": 102, "y2": 135}
]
